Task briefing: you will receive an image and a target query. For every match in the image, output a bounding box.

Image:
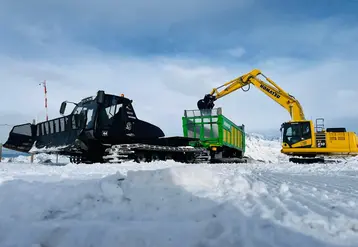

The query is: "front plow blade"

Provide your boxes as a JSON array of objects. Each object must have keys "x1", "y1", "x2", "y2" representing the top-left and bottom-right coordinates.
[{"x1": 3, "y1": 123, "x2": 36, "y2": 153}]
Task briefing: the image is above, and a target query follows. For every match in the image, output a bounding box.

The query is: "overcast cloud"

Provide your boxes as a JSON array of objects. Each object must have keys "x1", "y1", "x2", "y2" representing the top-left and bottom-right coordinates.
[{"x1": 1, "y1": 0, "x2": 358, "y2": 143}]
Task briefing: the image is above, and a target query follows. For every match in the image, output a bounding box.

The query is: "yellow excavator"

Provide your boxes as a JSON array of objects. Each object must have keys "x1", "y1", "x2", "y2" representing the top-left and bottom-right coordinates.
[{"x1": 197, "y1": 68, "x2": 358, "y2": 163}]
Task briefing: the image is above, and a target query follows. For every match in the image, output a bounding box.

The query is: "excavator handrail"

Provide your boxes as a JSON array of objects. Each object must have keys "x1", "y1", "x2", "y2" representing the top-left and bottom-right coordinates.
[{"x1": 197, "y1": 69, "x2": 306, "y2": 121}]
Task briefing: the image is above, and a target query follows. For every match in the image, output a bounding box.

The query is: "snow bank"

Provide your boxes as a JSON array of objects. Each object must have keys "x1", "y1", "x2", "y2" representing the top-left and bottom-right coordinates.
[
  {"x1": 245, "y1": 133, "x2": 287, "y2": 163},
  {"x1": 0, "y1": 162, "x2": 357, "y2": 246},
  {"x1": 2, "y1": 153, "x2": 70, "y2": 164},
  {"x1": 0, "y1": 166, "x2": 240, "y2": 247}
]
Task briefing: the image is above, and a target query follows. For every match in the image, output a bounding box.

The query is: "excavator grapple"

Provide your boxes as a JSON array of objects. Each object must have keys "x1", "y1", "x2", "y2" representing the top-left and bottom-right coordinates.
[{"x1": 197, "y1": 94, "x2": 216, "y2": 110}]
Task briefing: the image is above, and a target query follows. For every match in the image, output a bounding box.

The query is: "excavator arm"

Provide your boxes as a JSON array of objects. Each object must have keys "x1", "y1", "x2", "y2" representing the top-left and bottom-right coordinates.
[{"x1": 197, "y1": 69, "x2": 306, "y2": 121}]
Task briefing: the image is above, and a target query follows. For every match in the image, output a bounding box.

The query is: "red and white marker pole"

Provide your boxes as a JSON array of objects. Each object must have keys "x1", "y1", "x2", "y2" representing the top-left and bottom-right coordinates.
[{"x1": 39, "y1": 80, "x2": 48, "y2": 121}]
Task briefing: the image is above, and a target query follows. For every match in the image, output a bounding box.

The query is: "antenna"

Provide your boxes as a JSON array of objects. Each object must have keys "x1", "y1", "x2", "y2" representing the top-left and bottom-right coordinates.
[{"x1": 39, "y1": 80, "x2": 48, "y2": 121}]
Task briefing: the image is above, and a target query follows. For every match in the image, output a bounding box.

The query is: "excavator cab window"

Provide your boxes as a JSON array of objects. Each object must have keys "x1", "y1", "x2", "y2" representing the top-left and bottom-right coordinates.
[{"x1": 282, "y1": 121, "x2": 312, "y2": 146}]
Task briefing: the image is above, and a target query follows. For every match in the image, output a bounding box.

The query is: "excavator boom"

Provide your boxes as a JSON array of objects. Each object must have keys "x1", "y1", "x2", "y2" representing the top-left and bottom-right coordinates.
[{"x1": 197, "y1": 69, "x2": 305, "y2": 121}]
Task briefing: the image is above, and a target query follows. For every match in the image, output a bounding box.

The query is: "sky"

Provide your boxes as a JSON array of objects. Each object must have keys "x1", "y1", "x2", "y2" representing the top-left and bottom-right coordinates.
[{"x1": 1, "y1": 0, "x2": 358, "y2": 142}]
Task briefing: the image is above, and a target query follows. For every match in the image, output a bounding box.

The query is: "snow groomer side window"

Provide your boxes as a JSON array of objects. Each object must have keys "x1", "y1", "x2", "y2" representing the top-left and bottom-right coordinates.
[
  {"x1": 82, "y1": 101, "x2": 97, "y2": 129},
  {"x1": 103, "y1": 96, "x2": 123, "y2": 122},
  {"x1": 86, "y1": 109, "x2": 95, "y2": 128},
  {"x1": 105, "y1": 103, "x2": 122, "y2": 119}
]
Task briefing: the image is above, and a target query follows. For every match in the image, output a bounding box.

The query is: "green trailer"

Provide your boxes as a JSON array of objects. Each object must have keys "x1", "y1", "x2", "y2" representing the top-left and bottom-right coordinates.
[{"x1": 182, "y1": 107, "x2": 247, "y2": 162}]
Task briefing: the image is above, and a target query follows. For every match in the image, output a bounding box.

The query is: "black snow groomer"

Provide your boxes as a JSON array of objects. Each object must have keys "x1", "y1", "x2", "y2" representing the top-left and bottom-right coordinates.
[{"x1": 3, "y1": 91, "x2": 206, "y2": 164}]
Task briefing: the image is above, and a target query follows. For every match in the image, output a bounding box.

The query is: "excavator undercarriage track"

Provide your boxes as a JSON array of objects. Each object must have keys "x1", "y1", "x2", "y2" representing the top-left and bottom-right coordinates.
[{"x1": 103, "y1": 143, "x2": 210, "y2": 163}]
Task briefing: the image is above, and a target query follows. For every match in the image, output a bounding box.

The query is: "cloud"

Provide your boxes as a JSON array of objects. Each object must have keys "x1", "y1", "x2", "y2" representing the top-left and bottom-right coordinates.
[
  {"x1": 0, "y1": 0, "x2": 253, "y2": 39},
  {"x1": 1, "y1": 0, "x2": 358, "y2": 144},
  {"x1": 5, "y1": 0, "x2": 357, "y2": 61},
  {"x1": 1, "y1": 51, "x2": 358, "y2": 142},
  {"x1": 225, "y1": 47, "x2": 246, "y2": 58}
]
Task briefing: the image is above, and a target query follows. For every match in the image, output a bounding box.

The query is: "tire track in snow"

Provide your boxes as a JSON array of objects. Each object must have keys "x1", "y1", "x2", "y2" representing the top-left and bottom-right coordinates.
[
  {"x1": 214, "y1": 167, "x2": 290, "y2": 221},
  {"x1": 249, "y1": 171, "x2": 318, "y2": 222},
  {"x1": 245, "y1": 169, "x2": 358, "y2": 244},
  {"x1": 269, "y1": 173, "x2": 358, "y2": 219},
  {"x1": 208, "y1": 165, "x2": 358, "y2": 220},
  {"x1": 226, "y1": 169, "x2": 358, "y2": 244},
  {"x1": 271, "y1": 173, "x2": 358, "y2": 210},
  {"x1": 242, "y1": 173, "x2": 290, "y2": 221},
  {"x1": 275, "y1": 174, "x2": 358, "y2": 202},
  {"x1": 255, "y1": 172, "x2": 358, "y2": 233},
  {"x1": 219, "y1": 169, "x2": 302, "y2": 225},
  {"x1": 259, "y1": 172, "x2": 358, "y2": 219}
]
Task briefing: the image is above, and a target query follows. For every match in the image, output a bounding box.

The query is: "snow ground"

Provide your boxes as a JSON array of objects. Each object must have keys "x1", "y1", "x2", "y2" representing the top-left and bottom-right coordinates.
[
  {"x1": 1, "y1": 161, "x2": 358, "y2": 247},
  {"x1": 1, "y1": 136, "x2": 358, "y2": 246}
]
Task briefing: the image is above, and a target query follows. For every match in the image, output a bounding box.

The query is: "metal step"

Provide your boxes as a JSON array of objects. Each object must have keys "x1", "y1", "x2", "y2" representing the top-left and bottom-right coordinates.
[
  {"x1": 316, "y1": 136, "x2": 326, "y2": 140},
  {"x1": 315, "y1": 133, "x2": 326, "y2": 139}
]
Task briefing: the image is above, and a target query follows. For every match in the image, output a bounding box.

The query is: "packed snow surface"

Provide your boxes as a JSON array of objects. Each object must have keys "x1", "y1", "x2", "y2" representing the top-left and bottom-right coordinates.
[
  {"x1": 2, "y1": 135, "x2": 358, "y2": 246},
  {"x1": 1, "y1": 160, "x2": 358, "y2": 247}
]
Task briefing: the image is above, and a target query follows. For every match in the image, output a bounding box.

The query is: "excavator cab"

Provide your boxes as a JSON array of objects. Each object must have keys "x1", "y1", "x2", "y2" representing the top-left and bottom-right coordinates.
[{"x1": 281, "y1": 121, "x2": 313, "y2": 148}]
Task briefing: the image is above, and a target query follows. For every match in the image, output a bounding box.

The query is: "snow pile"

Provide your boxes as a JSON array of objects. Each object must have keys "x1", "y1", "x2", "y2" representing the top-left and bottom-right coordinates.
[
  {"x1": 245, "y1": 133, "x2": 287, "y2": 163},
  {"x1": 1, "y1": 161, "x2": 358, "y2": 246},
  {"x1": 2, "y1": 153, "x2": 70, "y2": 164},
  {"x1": 0, "y1": 166, "x2": 246, "y2": 246}
]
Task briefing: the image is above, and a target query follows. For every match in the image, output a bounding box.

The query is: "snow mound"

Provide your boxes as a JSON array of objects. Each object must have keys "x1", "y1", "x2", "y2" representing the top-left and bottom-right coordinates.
[
  {"x1": 2, "y1": 152, "x2": 70, "y2": 164},
  {"x1": 245, "y1": 133, "x2": 287, "y2": 163},
  {"x1": 0, "y1": 166, "x2": 237, "y2": 246},
  {"x1": 0, "y1": 166, "x2": 223, "y2": 223},
  {"x1": 1, "y1": 163, "x2": 358, "y2": 246}
]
